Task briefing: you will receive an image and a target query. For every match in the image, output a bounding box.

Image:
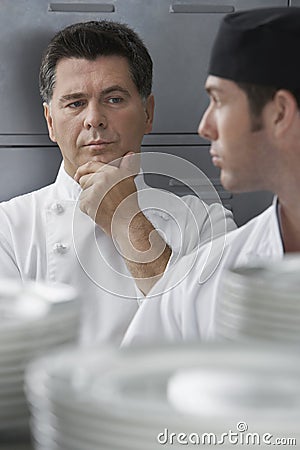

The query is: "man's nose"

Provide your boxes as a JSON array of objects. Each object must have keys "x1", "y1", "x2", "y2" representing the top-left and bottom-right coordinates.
[
  {"x1": 84, "y1": 103, "x2": 107, "y2": 129},
  {"x1": 198, "y1": 107, "x2": 217, "y2": 141}
]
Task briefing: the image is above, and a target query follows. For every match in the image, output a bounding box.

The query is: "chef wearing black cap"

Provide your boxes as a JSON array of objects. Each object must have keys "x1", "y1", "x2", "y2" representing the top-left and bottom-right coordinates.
[
  {"x1": 122, "y1": 7, "x2": 300, "y2": 344},
  {"x1": 201, "y1": 6, "x2": 300, "y2": 202}
]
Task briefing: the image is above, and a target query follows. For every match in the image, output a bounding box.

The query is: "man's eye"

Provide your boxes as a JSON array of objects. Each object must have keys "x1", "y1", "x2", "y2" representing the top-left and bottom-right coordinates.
[
  {"x1": 212, "y1": 95, "x2": 221, "y2": 105},
  {"x1": 208, "y1": 96, "x2": 220, "y2": 108},
  {"x1": 107, "y1": 97, "x2": 123, "y2": 104},
  {"x1": 67, "y1": 100, "x2": 85, "y2": 108}
]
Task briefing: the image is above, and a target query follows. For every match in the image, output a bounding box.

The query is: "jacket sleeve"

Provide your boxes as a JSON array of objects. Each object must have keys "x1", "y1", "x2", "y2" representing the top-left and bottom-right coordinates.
[
  {"x1": 122, "y1": 232, "x2": 232, "y2": 346},
  {"x1": 178, "y1": 196, "x2": 236, "y2": 255},
  {"x1": 0, "y1": 200, "x2": 26, "y2": 279},
  {"x1": 121, "y1": 244, "x2": 214, "y2": 346},
  {"x1": 0, "y1": 229, "x2": 20, "y2": 278}
]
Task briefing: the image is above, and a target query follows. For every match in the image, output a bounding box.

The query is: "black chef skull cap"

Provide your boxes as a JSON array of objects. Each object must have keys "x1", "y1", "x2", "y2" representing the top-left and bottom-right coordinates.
[{"x1": 209, "y1": 7, "x2": 300, "y2": 89}]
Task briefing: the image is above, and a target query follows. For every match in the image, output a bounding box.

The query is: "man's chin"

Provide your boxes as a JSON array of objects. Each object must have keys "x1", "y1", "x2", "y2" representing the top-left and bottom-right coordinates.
[
  {"x1": 220, "y1": 172, "x2": 235, "y2": 192},
  {"x1": 89, "y1": 155, "x2": 134, "y2": 169},
  {"x1": 90, "y1": 155, "x2": 113, "y2": 164},
  {"x1": 221, "y1": 176, "x2": 247, "y2": 194}
]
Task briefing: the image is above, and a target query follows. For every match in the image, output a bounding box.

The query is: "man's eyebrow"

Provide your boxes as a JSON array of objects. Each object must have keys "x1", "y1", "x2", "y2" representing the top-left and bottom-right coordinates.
[
  {"x1": 58, "y1": 85, "x2": 131, "y2": 104},
  {"x1": 100, "y1": 85, "x2": 130, "y2": 97},
  {"x1": 205, "y1": 86, "x2": 224, "y2": 95},
  {"x1": 59, "y1": 92, "x2": 87, "y2": 104}
]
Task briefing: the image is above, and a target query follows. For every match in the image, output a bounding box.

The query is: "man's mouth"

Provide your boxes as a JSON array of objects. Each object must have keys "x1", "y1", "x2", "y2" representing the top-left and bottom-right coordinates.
[
  {"x1": 210, "y1": 148, "x2": 222, "y2": 168},
  {"x1": 85, "y1": 140, "x2": 112, "y2": 147}
]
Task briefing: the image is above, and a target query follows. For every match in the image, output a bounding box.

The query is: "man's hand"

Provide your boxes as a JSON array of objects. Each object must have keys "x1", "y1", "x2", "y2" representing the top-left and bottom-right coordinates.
[
  {"x1": 74, "y1": 152, "x2": 140, "y2": 237},
  {"x1": 74, "y1": 153, "x2": 172, "y2": 295}
]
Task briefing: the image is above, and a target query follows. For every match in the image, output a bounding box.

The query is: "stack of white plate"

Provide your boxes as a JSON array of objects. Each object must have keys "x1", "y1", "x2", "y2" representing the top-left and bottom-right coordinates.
[
  {"x1": 0, "y1": 279, "x2": 80, "y2": 444},
  {"x1": 25, "y1": 342, "x2": 300, "y2": 450},
  {"x1": 215, "y1": 256, "x2": 300, "y2": 342}
]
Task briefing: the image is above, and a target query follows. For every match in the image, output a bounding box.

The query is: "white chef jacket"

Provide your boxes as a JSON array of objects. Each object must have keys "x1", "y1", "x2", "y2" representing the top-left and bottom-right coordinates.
[
  {"x1": 0, "y1": 163, "x2": 235, "y2": 345},
  {"x1": 122, "y1": 199, "x2": 284, "y2": 346}
]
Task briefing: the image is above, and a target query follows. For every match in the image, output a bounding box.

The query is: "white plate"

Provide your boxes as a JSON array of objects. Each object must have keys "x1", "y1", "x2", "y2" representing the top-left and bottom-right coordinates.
[{"x1": 25, "y1": 342, "x2": 300, "y2": 450}]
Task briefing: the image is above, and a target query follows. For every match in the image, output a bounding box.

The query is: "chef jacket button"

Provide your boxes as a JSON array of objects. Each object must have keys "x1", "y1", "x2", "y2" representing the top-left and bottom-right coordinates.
[
  {"x1": 53, "y1": 243, "x2": 69, "y2": 254},
  {"x1": 51, "y1": 202, "x2": 65, "y2": 214}
]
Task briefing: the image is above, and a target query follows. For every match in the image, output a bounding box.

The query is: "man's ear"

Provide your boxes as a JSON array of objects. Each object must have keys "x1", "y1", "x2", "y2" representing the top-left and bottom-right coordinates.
[
  {"x1": 43, "y1": 102, "x2": 57, "y2": 143},
  {"x1": 144, "y1": 94, "x2": 154, "y2": 134},
  {"x1": 272, "y1": 90, "x2": 298, "y2": 137}
]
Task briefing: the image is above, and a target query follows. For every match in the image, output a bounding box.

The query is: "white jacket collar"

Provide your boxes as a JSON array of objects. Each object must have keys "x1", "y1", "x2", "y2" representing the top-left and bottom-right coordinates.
[
  {"x1": 54, "y1": 162, "x2": 148, "y2": 202},
  {"x1": 54, "y1": 163, "x2": 82, "y2": 201}
]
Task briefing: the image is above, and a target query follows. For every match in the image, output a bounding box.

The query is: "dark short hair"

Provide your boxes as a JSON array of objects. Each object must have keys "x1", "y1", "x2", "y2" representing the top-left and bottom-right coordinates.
[
  {"x1": 39, "y1": 20, "x2": 153, "y2": 103},
  {"x1": 237, "y1": 82, "x2": 300, "y2": 131}
]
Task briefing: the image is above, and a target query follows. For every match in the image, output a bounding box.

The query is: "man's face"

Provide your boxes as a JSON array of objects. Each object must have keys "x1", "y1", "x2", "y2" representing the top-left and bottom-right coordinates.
[
  {"x1": 44, "y1": 55, "x2": 154, "y2": 177},
  {"x1": 198, "y1": 75, "x2": 272, "y2": 193}
]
